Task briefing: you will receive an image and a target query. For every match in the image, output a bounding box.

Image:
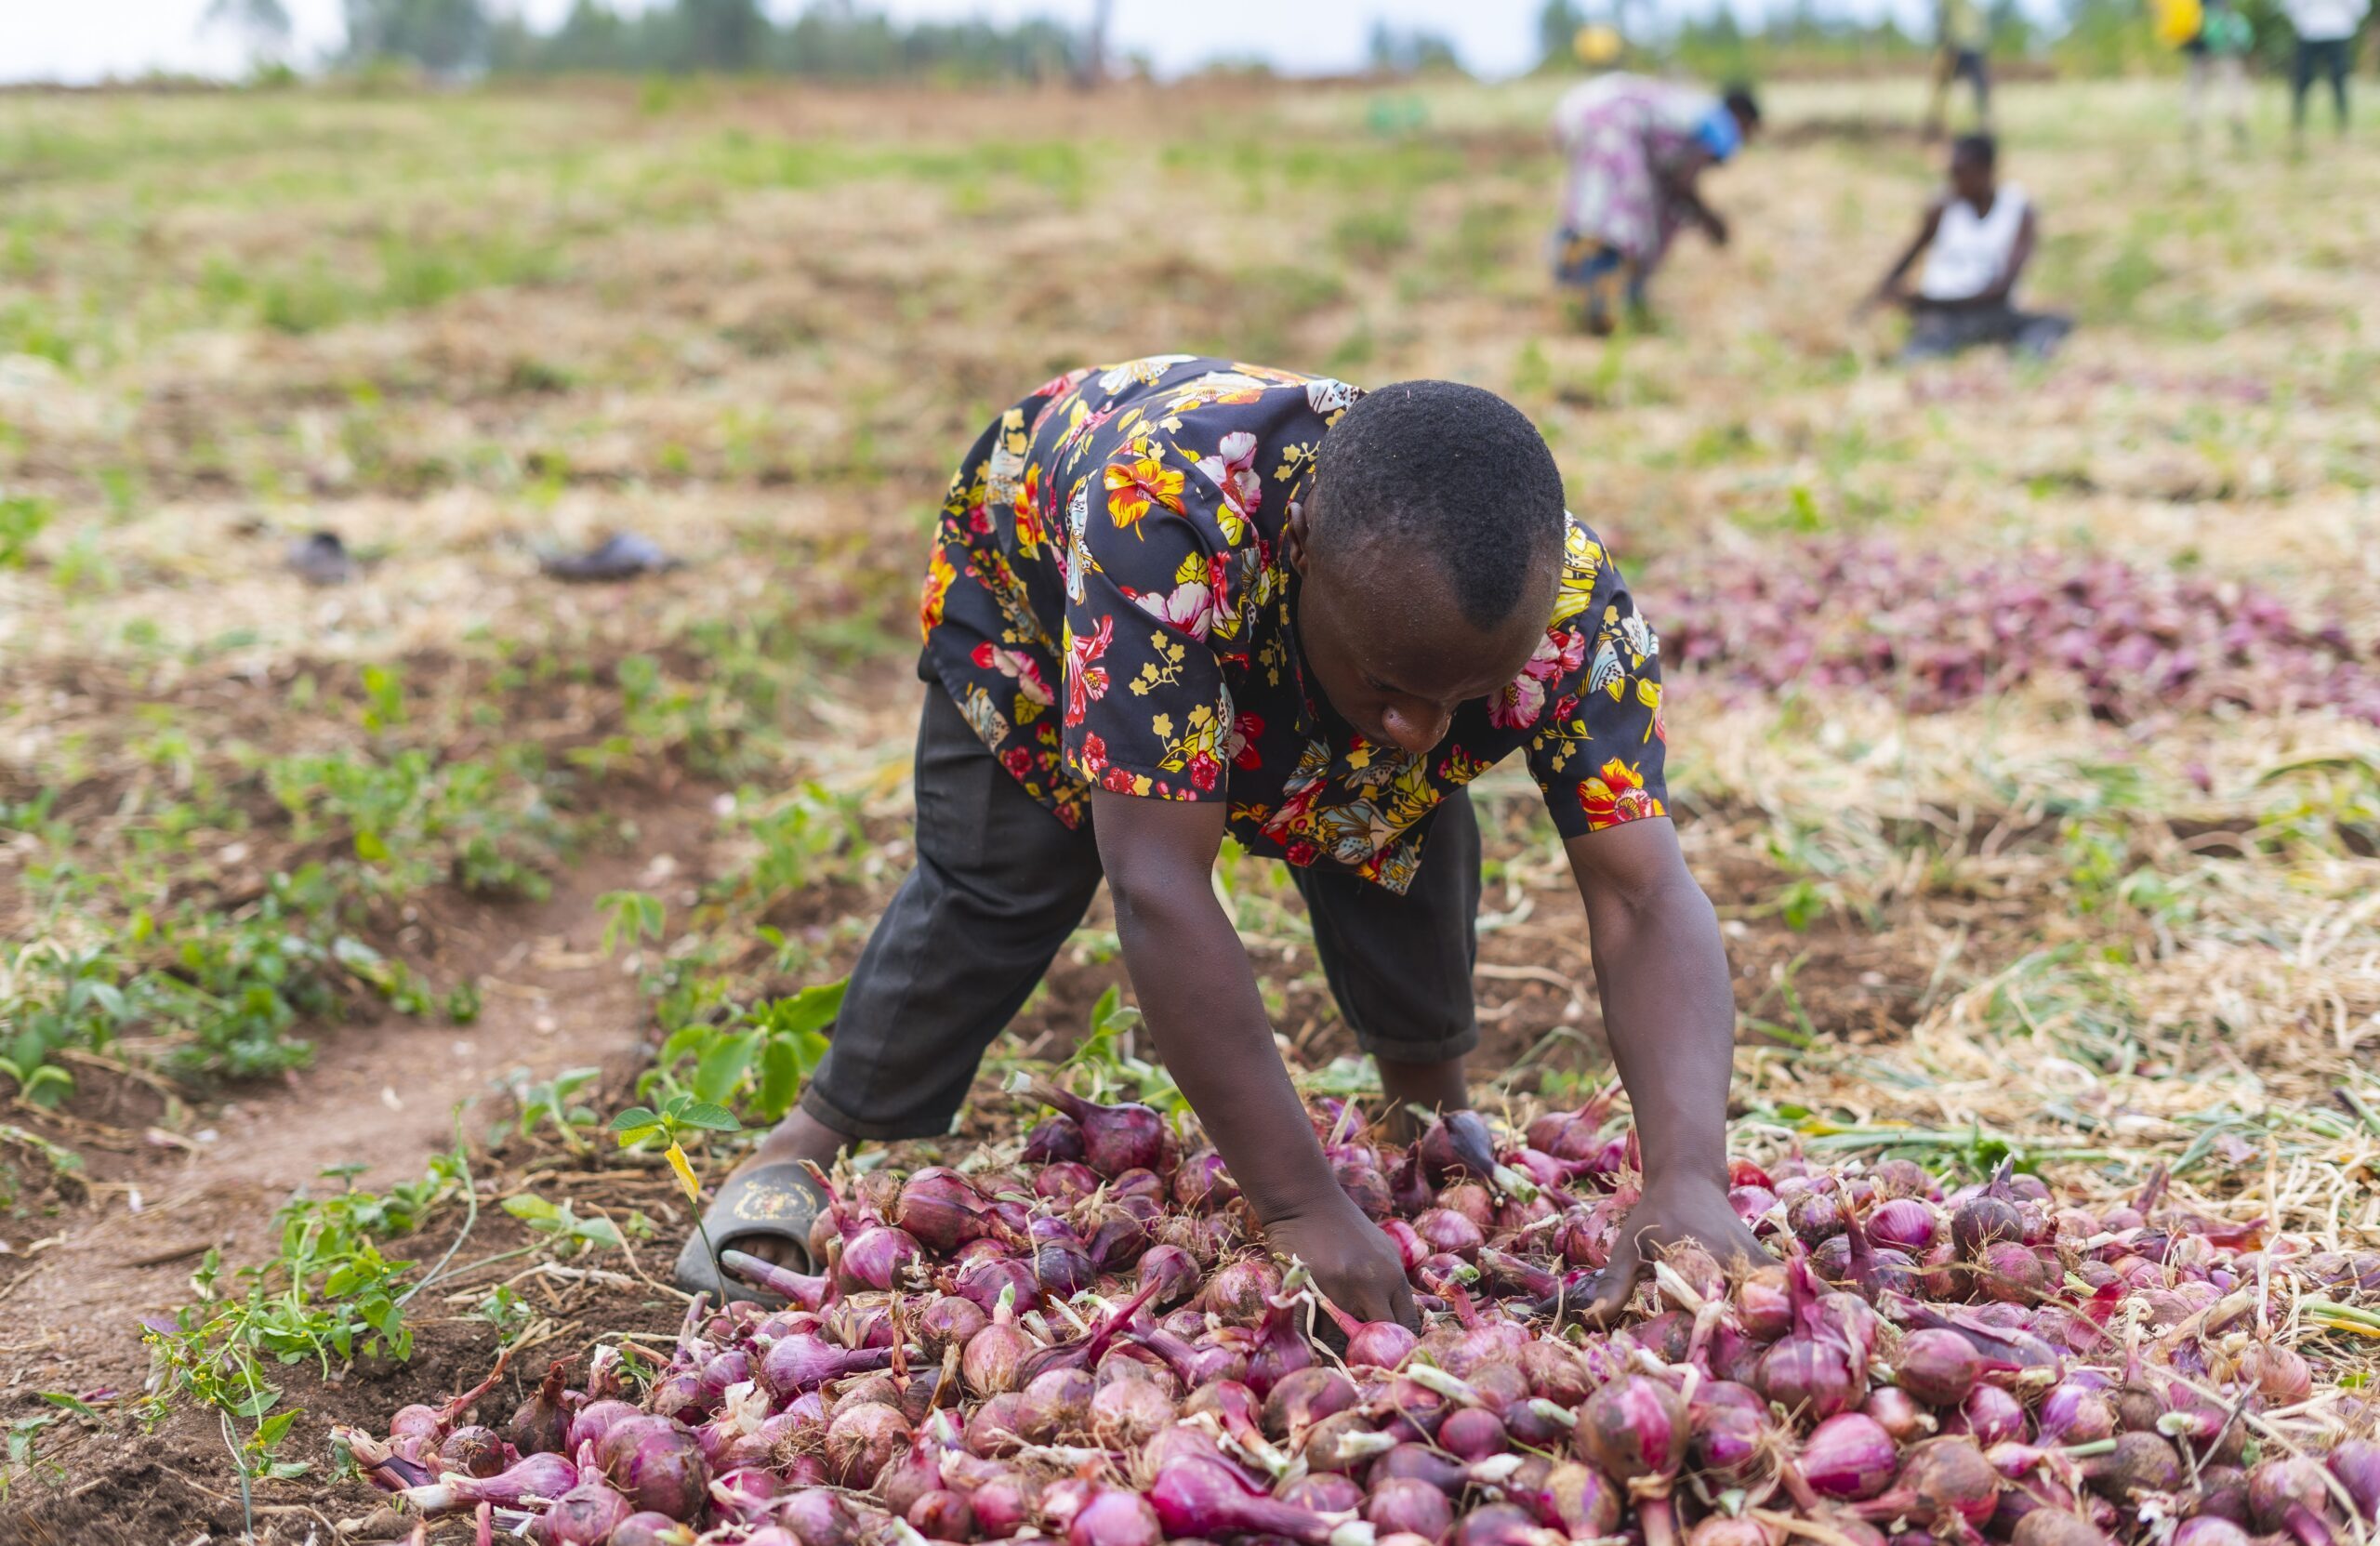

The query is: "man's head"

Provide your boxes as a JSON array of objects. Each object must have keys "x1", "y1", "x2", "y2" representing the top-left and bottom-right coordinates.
[
  {"x1": 1287, "y1": 380, "x2": 1566, "y2": 757},
  {"x1": 1723, "y1": 85, "x2": 1763, "y2": 144},
  {"x1": 1950, "y1": 132, "x2": 1997, "y2": 205}
]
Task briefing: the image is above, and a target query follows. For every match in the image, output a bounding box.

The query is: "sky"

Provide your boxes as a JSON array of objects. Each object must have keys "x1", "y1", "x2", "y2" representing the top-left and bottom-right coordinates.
[{"x1": 0, "y1": 0, "x2": 1920, "y2": 86}]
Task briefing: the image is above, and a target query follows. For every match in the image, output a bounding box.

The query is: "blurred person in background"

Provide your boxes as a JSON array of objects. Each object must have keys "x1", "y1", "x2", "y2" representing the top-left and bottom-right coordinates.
[
  {"x1": 1860, "y1": 134, "x2": 2071, "y2": 363},
  {"x1": 675, "y1": 357, "x2": 1765, "y2": 1327},
  {"x1": 1549, "y1": 73, "x2": 1761, "y2": 334},
  {"x1": 2285, "y1": 0, "x2": 2367, "y2": 141},
  {"x1": 2181, "y1": 0, "x2": 2255, "y2": 150},
  {"x1": 1924, "y1": 0, "x2": 1994, "y2": 138}
]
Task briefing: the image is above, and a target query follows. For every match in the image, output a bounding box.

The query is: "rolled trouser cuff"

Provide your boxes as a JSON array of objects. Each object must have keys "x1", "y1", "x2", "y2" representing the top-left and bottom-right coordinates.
[
  {"x1": 1352, "y1": 1025, "x2": 1482, "y2": 1066},
  {"x1": 796, "y1": 1082, "x2": 959, "y2": 1145}
]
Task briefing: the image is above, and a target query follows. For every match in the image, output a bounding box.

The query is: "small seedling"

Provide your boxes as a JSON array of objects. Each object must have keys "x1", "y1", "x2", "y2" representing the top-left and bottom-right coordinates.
[{"x1": 611, "y1": 1097, "x2": 740, "y2": 1295}]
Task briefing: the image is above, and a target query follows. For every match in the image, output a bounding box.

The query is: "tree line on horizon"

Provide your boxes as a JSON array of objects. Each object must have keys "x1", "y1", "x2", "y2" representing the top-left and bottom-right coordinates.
[{"x1": 197, "y1": 0, "x2": 2306, "y2": 87}]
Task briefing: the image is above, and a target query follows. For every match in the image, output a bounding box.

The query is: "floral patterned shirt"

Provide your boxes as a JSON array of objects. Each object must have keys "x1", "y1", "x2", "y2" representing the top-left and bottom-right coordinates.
[{"x1": 918, "y1": 354, "x2": 1669, "y2": 893}]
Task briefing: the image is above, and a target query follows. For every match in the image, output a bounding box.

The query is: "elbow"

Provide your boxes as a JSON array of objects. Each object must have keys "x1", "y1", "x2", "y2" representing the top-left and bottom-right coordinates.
[{"x1": 1105, "y1": 863, "x2": 1217, "y2": 941}]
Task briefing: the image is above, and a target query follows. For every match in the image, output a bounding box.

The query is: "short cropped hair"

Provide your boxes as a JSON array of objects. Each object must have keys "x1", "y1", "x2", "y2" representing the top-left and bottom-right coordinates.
[{"x1": 1311, "y1": 380, "x2": 1567, "y2": 629}]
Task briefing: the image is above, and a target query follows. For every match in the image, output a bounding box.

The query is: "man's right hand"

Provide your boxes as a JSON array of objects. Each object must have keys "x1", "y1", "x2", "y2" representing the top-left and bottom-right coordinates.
[{"x1": 1263, "y1": 1195, "x2": 1420, "y2": 1330}]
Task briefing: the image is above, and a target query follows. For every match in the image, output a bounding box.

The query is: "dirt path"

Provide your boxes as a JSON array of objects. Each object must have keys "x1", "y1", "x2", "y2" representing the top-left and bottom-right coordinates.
[{"x1": 1, "y1": 787, "x2": 721, "y2": 1412}]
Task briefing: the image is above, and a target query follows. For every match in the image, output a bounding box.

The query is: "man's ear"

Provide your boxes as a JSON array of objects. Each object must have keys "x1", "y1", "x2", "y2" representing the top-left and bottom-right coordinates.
[{"x1": 1285, "y1": 498, "x2": 1312, "y2": 575}]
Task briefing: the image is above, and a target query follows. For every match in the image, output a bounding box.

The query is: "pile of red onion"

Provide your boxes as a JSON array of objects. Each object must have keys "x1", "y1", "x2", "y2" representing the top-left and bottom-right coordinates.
[
  {"x1": 337, "y1": 1091, "x2": 2380, "y2": 1546},
  {"x1": 1656, "y1": 540, "x2": 2378, "y2": 727}
]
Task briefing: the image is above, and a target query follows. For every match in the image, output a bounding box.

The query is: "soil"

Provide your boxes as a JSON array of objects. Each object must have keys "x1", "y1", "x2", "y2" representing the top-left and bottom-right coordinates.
[{"x1": 0, "y1": 785, "x2": 725, "y2": 1544}]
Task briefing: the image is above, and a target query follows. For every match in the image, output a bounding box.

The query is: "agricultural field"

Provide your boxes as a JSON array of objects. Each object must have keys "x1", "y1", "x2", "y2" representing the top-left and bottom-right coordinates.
[{"x1": 1, "y1": 70, "x2": 2377, "y2": 1542}]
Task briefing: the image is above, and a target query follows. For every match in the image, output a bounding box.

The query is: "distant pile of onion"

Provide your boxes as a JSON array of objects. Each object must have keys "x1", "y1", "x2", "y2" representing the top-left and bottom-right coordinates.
[
  {"x1": 341, "y1": 1090, "x2": 2380, "y2": 1546},
  {"x1": 1659, "y1": 538, "x2": 2380, "y2": 728}
]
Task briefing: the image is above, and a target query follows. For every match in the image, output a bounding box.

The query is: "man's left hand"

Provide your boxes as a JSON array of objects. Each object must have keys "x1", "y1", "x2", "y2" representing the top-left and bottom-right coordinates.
[{"x1": 1580, "y1": 1172, "x2": 1770, "y2": 1324}]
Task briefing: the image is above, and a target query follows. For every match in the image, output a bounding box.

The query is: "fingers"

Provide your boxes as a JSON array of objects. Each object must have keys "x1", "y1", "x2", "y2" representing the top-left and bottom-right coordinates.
[{"x1": 1387, "y1": 1275, "x2": 1421, "y2": 1333}]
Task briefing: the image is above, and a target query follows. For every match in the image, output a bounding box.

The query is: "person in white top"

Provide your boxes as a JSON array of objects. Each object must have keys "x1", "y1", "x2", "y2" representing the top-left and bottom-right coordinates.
[
  {"x1": 2284, "y1": 0, "x2": 2367, "y2": 140},
  {"x1": 1858, "y1": 135, "x2": 2071, "y2": 363}
]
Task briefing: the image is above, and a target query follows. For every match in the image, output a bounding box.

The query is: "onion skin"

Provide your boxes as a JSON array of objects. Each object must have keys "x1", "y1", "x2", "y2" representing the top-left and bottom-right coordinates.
[
  {"x1": 2328, "y1": 1439, "x2": 2380, "y2": 1522},
  {"x1": 1868, "y1": 1197, "x2": 1939, "y2": 1252},
  {"x1": 1091, "y1": 1377, "x2": 1177, "y2": 1448},
  {"x1": 1861, "y1": 1387, "x2": 1934, "y2": 1445},
  {"x1": 1020, "y1": 1366, "x2": 1098, "y2": 1443},
  {"x1": 1137, "y1": 1245, "x2": 1202, "y2": 1308},
  {"x1": 1803, "y1": 1413, "x2": 1898, "y2": 1500},
  {"x1": 1854, "y1": 1436, "x2": 2003, "y2": 1529},
  {"x1": 2089, "y1": 1432, "x2": 2185, "y2": 1504},
  {"x1": 564, "y1": 1399, "x2": 640, "y2": 1457},
  {"x1": 1946, "y1": 1383, "x2": 2027, "y2": 1447},
  {"x1": 1756, "y1": 1331, "x2": 1866, "y2": 1421},
  {"x1": 918, "y1": 1294, "x2": 990, "y2": 1357},
  {"x1": 439, "y1": 1424, "x2": 509, "y2": 1479},
  {"x1": 2012, "y1": 1511, "x2": 2115, "y2": 1546},
  {"x1": 1894, "y1": 1328, "x2": 1983, "y2": 1407},
  {"x1": 1438, "y1": 1407, "x2": 1509, "y2": 1462},
  {"x1": 1574, "y1": 1374, "x2": 1686, "y2": 1490},
  {"x1": 2247, "y1": 1459, "x2": 2333, "y2": 1534},
  {"x1": 595, "y1": 1415, "x2": 710, "y2": 1521},
  {"x1": 909, "y1": 1488, "x2": 976, "y2": 1539},
  {"x1": 1366, "y1": 1477, "x2": 1454, "y2": 1541},
  {"x1": 962, "y1": 1315, "x2": 1030, "y2": 1396},
  {"x1": 972, "y1": 1471, "x2": 1043, "y2": 1536},
  {"x1": 611, "y1": 1514, "x2": 697, "y2": 1546},
  {"x1": 1148, "y1": 1456, "x2": 1372, "y2": 1546},
  {"x1": 526, "y1": 1473, "x2": 636, "y2": 1545},
  {"x1": 507, "y1": 1362, "x2": 572, "y2": 1457},
  {"x1": 1033, "y1": 1084, "x2": 1168, "y2": 1178},
  {"x1": 824, "y1": 1403, "x2": 913, "y2": 1490},
  {"x1": 2173, "y1": 1520, "x2": 2254, "y2": 1546}
]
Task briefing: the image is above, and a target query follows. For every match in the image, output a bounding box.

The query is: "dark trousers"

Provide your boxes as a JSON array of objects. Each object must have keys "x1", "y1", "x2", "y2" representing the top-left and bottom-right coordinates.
[
  {"x1": 1901, "y1": 302, "x2": 2072, "y2": 363},
  {"x1": 2293, "y1": 37, "x2": 2352, "y2": 131},
  {"x1": 798, "y1": 681, "x2": 1485, "y2": 1141}
]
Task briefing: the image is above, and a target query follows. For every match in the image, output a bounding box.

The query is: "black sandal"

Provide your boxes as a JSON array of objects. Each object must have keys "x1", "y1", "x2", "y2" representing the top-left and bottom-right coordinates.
[
  {"x1": 672, "y1": 1159, "x2": 827, "y2": 1302},
  {"x1": 538, "y1": 532, "x2": 681, "y2": 583}
]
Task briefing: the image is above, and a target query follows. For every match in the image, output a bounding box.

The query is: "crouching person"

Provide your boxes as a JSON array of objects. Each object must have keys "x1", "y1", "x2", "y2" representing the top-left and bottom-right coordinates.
[
  {"x1": 675, "y1": 355, "x2": 1765, "y2": 1327},
  {"x1": 1863, "y1": 134, "x2": 2071, "y2": 363}
]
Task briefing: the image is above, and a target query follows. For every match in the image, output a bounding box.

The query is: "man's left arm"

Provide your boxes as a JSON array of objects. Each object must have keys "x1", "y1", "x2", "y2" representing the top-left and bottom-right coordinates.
[
  {"x1": 1988, "y1": 205, "x2": 2040, "y2": 304},
  {"x1": 1564, "y1": 817, "x2": 1768, "y2": 1319}
]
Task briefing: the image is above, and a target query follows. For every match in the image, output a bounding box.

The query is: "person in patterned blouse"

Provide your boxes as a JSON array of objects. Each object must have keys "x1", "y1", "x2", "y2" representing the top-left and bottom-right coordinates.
[{"x1": 679, "y1": 355, "x2": 1764, "y2": 1326}]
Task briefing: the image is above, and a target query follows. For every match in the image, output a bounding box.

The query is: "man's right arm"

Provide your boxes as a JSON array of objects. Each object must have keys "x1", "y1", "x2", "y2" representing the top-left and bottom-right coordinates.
[
  {"x1": 1861, "y1": 205, "x2": 1945, "y2": 315},
  {"x1": 1091, "y1": 787, "x2": 1418, "y2": 1329}
]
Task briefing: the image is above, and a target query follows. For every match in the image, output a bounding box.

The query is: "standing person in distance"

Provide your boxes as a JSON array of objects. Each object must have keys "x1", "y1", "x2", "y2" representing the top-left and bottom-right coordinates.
[
  {"x1": 2182, "y1": 0, "x2": 2255, "y2": 151},
  {"x1": 2284, "y1": 0, "x2": 2368, "y2": 144},
  {"x1": 1924, "y1": 0, "x2": 1994, "y2": 139}
]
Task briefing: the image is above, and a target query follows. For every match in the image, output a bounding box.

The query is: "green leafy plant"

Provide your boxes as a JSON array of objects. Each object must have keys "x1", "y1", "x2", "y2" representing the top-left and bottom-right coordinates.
[
  {"x1": 499, "y1": 1064, "x2": 603, "y2": 1151},
  {"x1": 1055, "y1": 985, "x2": 1182, "y2": 1111},
  {"x1": 148, "y1": 1151, "x2": 468, "y2": 1488},
  {"x1": 642, "y1": 978, "x2": 844, "y2": 1123},
  {"x1": 0, "y1": 494, "x2": 49, "y2": 568},
  {"x1": 500, "y1": 1193, "x2": 642, "y2": 1256},
  {"x1": 611, "y1": 1095, "x2": 741, "y2": 1295},
  {"x1": 599, "y1": 890, "x2": 667, "y2": 955}
]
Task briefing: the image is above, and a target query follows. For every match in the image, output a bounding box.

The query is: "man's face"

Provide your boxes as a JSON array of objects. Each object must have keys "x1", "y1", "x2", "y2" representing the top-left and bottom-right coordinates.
[
  {"x1": 1951, "y1": 153, "x2": 1995, "y2": 206},
  {"x1": 1289, "y1": 517, "x2": 1554, "y2": 758}
]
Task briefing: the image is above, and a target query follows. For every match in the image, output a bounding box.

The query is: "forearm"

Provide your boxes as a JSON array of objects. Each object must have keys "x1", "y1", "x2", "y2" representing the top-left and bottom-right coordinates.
[
  {"x1": 1582, "y1": 868, "x2": 1737, "y2": 1187},
  {"x1": 1112, "y1": 879, "x2": 1337, "y2": 1223}
]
